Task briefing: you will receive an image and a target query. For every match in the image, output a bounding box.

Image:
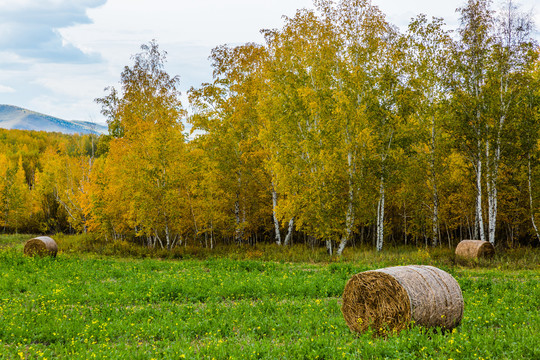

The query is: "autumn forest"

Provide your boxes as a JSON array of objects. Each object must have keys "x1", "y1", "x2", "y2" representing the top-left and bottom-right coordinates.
[{"x1": 1, "y1": 0, "x2": 539, "y2": 254}]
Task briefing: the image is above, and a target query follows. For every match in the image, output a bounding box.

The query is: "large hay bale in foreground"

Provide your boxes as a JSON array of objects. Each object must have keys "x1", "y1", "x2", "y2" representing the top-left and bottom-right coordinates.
[
  {"x1": 24, "y1": 236, "x2": 58, "y2": 257},
  {"x1": 341, "y1": 265, "x2": 463, "y2": 335},
  {"x1": 455, "y1": 240, "x2": 495, "y2": 260}
]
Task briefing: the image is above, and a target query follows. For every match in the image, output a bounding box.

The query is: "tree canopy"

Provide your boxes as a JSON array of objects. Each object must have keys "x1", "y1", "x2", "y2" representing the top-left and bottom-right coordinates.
[{"x1": 2, "y1": 0, "x2": 539, "y2": 252}]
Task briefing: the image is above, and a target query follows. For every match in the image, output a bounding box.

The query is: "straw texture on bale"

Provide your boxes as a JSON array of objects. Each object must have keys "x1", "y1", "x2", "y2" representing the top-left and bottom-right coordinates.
[
  {"x1": 24, "y1": 236, "x2": 58, "y2": 257},
  {"x1": 342, "y1": 265, "x2": 463, "y2": 335},
  {"x1": 455, "y1": 240, "x2": 495, "y2": 259}
]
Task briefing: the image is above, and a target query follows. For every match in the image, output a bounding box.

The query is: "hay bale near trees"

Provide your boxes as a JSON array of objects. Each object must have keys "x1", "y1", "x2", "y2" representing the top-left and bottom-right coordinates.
[
  {"x1": 341, "y1": 265, "x2": 463, "y2": 335},
  {"x1": 23, "y1": 236, "x2": 58, "y2": 257},
  {"x1": 455, "y1": 240, "x2": 495, "y2": 260}
]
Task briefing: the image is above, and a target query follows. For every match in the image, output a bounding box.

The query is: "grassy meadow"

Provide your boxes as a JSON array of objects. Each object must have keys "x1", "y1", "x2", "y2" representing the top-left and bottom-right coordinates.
[{"x1": 0, "y1": 234, "x2": 539, "y2": 359}]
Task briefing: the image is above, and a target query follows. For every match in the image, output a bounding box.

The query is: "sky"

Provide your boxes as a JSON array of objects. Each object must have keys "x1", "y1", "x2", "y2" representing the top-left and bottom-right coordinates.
[{"x1": 0, "y1": 0, "x2": 538, "y2": 125}]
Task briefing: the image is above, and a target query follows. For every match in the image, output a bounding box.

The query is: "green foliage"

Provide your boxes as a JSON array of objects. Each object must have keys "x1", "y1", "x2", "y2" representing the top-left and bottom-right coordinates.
[{"x1": 0, "y1": 240, "x2": 538, "y2": 359}]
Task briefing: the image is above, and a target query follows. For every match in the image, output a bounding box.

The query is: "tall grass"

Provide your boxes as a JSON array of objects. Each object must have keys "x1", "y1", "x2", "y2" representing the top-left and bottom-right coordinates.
[{"x1": 3, "y1": 233, "x2": 536, "y2": 270}]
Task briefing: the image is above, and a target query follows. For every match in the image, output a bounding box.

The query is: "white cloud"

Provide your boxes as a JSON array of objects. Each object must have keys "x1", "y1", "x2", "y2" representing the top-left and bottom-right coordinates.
[
  {"x1": 53, "y1": 0, "x2": 316, "y2": 122},
  {"x1": 1, "y1": 0, "x2": 538, "y2": 124},
  {"x1": 27, "y1": 61, "x2": 111, "y2": 123},
  {"x1": 0, "y1": 0, "x2": 106, "y2": 63},
  {"x1": 0, "y1": 85, "x2": 15, "y2": 93}
]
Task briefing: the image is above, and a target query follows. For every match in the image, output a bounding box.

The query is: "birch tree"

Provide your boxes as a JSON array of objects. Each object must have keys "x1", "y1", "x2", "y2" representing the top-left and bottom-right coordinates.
[
  {"x1": 317, "y1": 0, "x2": 392, "y2": 254},
  {"x1": 405, "y1": 15, "x2": 453, "y2": 246},
  {"x1": 515, "y1": 45, "x2": 540, "y2": 242},
  {"x1": 189, "y1": 43, "x2": 271, "y2": 244},
  {"x1": 367, "y1": 26, "x2": 406, "y2": 252},
  {"x1": 451, "y1": 0, "x2": 537, "y2": 245},
  {"x1": 259, "y1": 8, "x2": 349, "y2": 254},
  {"x1": 96, "y1": 40, "x2": 189, "y2": 249},
  {"x1": 482, "y1": 0, "x2": 537, "y2": 245},
  {"x1": 450, "y1": 0, "x2": 494, "y2": 243}
]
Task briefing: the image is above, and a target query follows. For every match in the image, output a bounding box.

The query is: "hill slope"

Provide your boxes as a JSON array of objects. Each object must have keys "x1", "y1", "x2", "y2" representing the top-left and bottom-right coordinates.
[{"x1": 0, "y1": 104, "x2": 107, "y2": 135}]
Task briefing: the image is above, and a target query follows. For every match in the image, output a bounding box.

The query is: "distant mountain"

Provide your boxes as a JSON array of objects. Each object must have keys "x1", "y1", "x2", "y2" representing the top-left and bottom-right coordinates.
[{"x1": 0, "y1": 104, "x2": 108, "y2": 135}]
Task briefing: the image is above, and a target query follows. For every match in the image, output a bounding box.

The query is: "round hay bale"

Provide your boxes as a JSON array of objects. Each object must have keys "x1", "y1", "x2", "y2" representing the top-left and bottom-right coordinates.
[
  {"x1": 24, "y1": 236, "x2": 58, "y2": 257},
  {"x1": 455, "y1": 240, "x2": 495, "y2": 260},
  {"x1": 341, "y1": 265, "x2": 463, "y2": 335}
]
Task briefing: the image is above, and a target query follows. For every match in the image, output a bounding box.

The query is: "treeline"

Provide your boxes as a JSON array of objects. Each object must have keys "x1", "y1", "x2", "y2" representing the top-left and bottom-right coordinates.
[
  {"x1": 0, "y1": 129, "x2": 98, "y2": 233},
  {"x1": 2, "y1": 0, "x2": 539, "y2": 253}
]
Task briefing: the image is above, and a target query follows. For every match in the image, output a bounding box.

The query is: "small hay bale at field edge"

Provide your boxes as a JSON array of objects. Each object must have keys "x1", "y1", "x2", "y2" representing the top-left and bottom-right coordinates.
[
  {"x1": 24, "y1": 236, "x2": 58, "y2": 257},
  {"x1": 455, "y1": 240, "x2": 495, "y2": 260},
  {"x1": 341, "y1": 265, "x2": 463, "y2": 335}
]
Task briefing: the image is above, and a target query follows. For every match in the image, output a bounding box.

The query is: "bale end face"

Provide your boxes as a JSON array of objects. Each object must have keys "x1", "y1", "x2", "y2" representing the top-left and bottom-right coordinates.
[
  {"x1": 455, "y1": 240, "x2": 495, "y2": 260},
  {"x1": 341, "y1": 271, "x2": 411, "y2": 335},
  {"x1": 24, "y1": 236, "x2": 58, "y2": 257}
]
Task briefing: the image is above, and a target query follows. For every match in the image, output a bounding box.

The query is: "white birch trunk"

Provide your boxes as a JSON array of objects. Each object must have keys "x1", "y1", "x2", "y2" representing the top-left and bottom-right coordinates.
[
  {"x1": 234, "y1": 197, "x2": 242, "y2": 243},
  {"x1": 430, "y1": 118, "x2": 439, "y2": 247},
  {"x1": 165, "y1": 222, "x2": 170, "y2": 250},
  {"x1": 376, "y1": 132, "x2": 393, "y2": 252},
  {"x1": 337, "y1": 205, "x2": 354, "y2": 256},
  {"x1": 337, "y1": 166, "x2": 354, "y2": 256},
  {"x1": 487, "y1": 106, "x2": 505, "y2": 245},
  {"x1": 486, "y1": 178, "x2": 497, "y2": 245},
  {"x1": 376, "y1": 175, "x2": 385, "y2": 252},
  {"x1": 210, "y1": 219, "x2": 214, "y2": 250},
  {"x1": 486, "y1": 135, "x2": 501, "y2": 245},
  {"x1": 475, "y1": 148, "x2": 486, "y2": 242},
  {"x1": 272, "y1": 185, "x2": 282, "y2": 245},
  {"x1": 432, "y1": 187, "x2": 439, "y2": 247},
  {"x1": 283, "y1": 218, "x2": 294, "y2": 246},
  {"x1": 527, "y1": 155, "x2": 540, "y2": 243},
  {"x1": 154, "y1": 230, "x2": 164, "y2": 249},
  {"x1": 326, "y1": 239, "x2": 333, "y2": 256}
]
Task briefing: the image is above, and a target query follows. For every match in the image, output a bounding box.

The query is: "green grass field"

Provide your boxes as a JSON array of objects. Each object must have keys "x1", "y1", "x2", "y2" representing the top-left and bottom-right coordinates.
[{"x1": 0, "y1": 235, "x2": 538, "y2": 359}]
